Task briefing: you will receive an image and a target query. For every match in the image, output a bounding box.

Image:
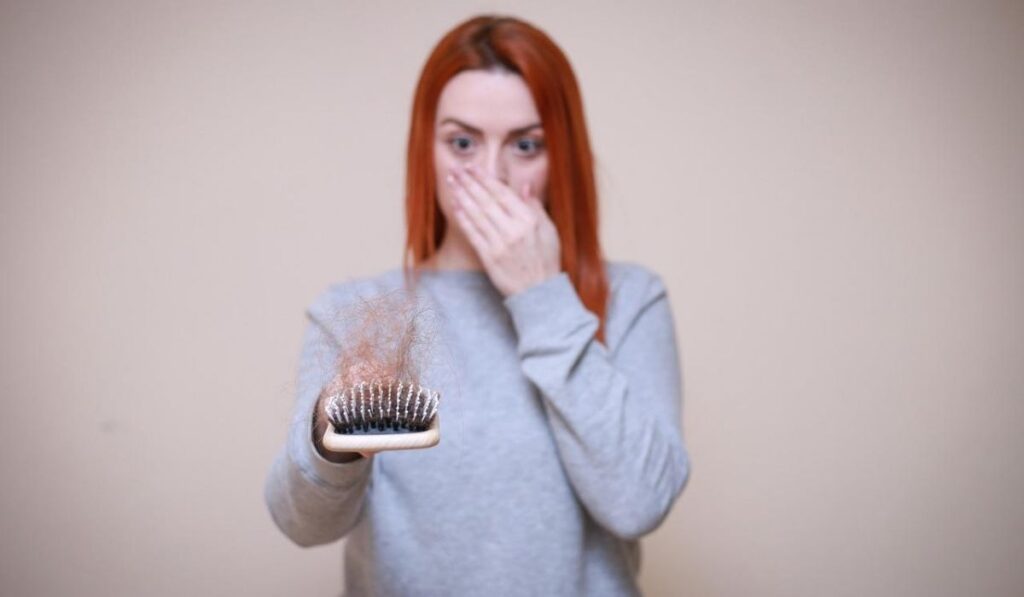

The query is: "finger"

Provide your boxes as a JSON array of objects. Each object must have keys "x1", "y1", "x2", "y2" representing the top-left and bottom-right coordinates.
[
  {"x1": 458, "y1": 165, "x2": 512, "y2": 217},
  {"x1": 518, "y1": 181, "x2": 548, "y2": 224},
  {"x1": 446, "y1": 173, "x2": 498, "y2": 251},
  {"x1": 454, "y1": 167, "x2": 515, "y2": 237},
  {"x1": 522, "y1": 181, "x2": 542, "y2": 213},
  {"x1": 449, "y1": 171, "x2": 503, "y2": 247},
  {"x1": 452, "y1": 197, "x2": 495, "y2": 257},
  {"x1": 465, "y1": 164, "x2": 532, "y2": 220}
]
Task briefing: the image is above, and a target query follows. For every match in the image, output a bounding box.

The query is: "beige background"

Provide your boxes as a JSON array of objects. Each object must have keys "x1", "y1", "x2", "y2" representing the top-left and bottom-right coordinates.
[{"x1": 2, "y1": 1, "x2": 1022, "y2": 595}]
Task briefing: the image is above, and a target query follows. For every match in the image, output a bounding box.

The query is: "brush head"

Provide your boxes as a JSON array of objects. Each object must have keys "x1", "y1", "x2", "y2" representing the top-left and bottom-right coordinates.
[{"x1": 320, "y1": 378, "x2": 441, "y2": 452}]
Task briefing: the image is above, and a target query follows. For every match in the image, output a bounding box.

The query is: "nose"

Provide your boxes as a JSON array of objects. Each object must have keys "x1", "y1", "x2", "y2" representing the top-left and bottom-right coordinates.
[{"x1": 480, "y1": 146, "x2": 508, "y2": 184}]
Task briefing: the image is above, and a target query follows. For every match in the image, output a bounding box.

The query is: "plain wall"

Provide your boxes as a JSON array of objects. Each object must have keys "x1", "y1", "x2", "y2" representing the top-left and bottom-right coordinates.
[{"x1": 1, "y1": 1, "x2": 1022, "y2": 595}]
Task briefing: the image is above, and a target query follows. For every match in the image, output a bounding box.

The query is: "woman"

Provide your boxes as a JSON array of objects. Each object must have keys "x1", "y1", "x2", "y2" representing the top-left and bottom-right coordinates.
[{"x1": 264, "y1": 14, "x2": 691, "y2": 596}]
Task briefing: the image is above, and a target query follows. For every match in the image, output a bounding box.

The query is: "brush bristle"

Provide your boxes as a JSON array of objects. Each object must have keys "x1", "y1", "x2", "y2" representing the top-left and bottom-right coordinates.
[{"x1": 324, "y1": 378, "x2": 440, "y2": 435}]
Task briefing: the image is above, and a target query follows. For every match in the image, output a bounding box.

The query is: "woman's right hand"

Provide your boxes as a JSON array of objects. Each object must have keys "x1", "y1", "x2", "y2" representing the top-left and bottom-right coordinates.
[{"x1": 312, "y1": 389, "x2": 372, "y2": 462}]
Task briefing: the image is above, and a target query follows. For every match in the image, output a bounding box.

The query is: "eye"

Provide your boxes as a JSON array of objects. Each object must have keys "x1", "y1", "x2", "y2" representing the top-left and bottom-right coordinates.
[
  {"x1": 448, "y1": 135, "x2": 474, "y2": 154},
  {"x1": 513, "y1": 137, "x2": 545, "y2": 156}
]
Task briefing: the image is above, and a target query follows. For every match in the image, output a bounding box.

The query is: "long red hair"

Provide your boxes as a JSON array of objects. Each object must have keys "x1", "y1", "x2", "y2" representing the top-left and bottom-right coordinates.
[{"x1": 402, "y1": 15, "x2": 609, "y2": 345}]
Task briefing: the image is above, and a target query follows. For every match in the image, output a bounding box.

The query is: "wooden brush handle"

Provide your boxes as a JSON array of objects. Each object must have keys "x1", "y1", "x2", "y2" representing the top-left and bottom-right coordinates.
[{"x1": 321, "y1": 416, "x2": 440, "y2": 453}]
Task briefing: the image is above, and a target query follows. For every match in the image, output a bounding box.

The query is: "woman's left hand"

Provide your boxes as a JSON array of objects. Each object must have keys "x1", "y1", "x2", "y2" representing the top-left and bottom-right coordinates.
[{"x1": 446, "y1": 163, "x2": 561, "y2": 297}]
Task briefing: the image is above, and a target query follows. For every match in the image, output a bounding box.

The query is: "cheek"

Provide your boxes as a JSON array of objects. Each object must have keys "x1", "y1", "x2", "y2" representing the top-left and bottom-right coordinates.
[
  {"x1": 434, "y1": 144, "x2": 451, "y2": 180},
  {"x1": 433, "y1": 145, "x2": 457, "y2": 216},
  {"x1": 434, "y1": 144, "x2": 458, "y2": 170}
]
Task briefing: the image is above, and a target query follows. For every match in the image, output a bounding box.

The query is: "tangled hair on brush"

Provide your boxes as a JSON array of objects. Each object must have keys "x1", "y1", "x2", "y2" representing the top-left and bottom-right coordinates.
[{"x1": 321, "y1": 286, "x2": 440, "y2": 400}]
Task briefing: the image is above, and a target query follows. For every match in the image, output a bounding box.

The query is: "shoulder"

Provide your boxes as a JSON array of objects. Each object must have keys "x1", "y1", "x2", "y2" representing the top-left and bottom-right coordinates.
[
  {"x1": 604, "y1": 259, "x2": 668, "y2": 307},
  {"x1": 601, "y1": 259, "x2": 672, "y2": 348},
  {"x1": 304, "y1": 266, "x2": 409, "y2": 329}
]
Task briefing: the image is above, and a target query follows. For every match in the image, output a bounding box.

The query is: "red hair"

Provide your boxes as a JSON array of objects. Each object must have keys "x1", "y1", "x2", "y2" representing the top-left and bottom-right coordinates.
[{"x1": 402, "y1": 14, "x2": 609, "y2": 345}]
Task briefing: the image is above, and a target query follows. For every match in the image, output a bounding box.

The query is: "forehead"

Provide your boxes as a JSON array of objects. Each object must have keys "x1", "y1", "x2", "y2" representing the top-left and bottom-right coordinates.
[{"x1": 435, "y1": 69, "x2": 540, "y2": 129}]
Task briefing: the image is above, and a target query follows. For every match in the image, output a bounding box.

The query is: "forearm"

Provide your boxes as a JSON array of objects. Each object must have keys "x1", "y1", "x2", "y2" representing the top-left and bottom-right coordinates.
[
  {"x1": 532, "y1": 337, "x2": 690, "y2": 539},
  {"x1": 504, "y1": 271, "x2": 691, "y2": 540},
  {"x1": 263, "y1": 320, "x2": 373, "y2": 546},
  {"x1": 263, "y1": 438, "x2": 371, "y2": 547}
]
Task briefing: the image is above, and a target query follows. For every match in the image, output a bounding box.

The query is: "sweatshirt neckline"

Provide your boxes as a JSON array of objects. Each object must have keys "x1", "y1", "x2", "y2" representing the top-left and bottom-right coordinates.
[{"x1": 411, "y1": 267, "x2": 497, "y2": 290}]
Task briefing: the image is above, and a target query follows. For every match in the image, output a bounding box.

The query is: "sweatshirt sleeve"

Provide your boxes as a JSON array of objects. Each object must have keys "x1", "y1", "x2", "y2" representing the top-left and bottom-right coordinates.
[
  {"x1": 263, "y1": 311, "x2": 374, "y2": 548},
  {"x1": 502, "y1": 268, "x2": 691, "y2": 540}
]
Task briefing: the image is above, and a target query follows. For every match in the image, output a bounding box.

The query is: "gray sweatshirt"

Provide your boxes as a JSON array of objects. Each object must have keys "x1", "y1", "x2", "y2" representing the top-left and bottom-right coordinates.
[{"x1": 264, "y1": 261, "x2": 691, "y2": 596}]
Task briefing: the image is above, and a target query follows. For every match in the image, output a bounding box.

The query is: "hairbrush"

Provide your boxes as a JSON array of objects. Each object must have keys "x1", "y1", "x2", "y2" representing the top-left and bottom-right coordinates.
[
  {"x1": 314, "y1": 283, "x2": 444, "y2": 454},
  {"x1": 321, "y1": 377, "x2": 440, "y2": 452}
]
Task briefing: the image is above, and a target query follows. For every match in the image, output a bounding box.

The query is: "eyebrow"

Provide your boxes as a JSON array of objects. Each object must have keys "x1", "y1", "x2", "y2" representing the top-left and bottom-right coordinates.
[{"x1": 439, "y1": 117, "x2": 543, "y2": 137}]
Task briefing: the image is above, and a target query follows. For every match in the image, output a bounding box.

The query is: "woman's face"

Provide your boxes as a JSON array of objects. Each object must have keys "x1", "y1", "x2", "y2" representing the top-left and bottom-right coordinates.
[{"x1": 433, "y1": 69, "x2": 549, "y2": 224}]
